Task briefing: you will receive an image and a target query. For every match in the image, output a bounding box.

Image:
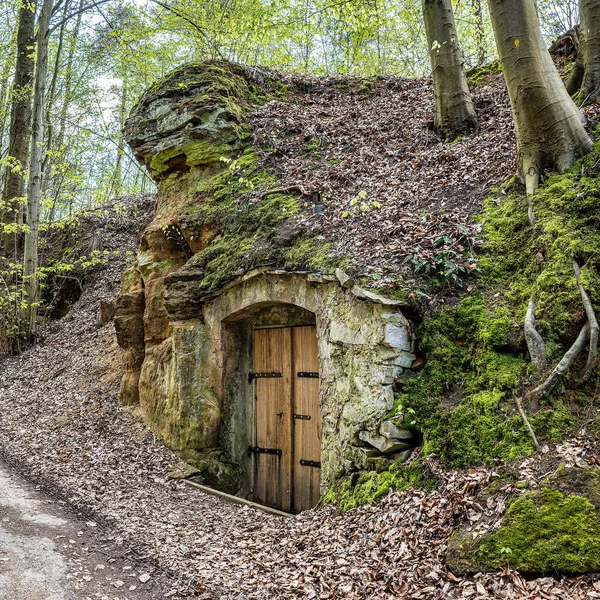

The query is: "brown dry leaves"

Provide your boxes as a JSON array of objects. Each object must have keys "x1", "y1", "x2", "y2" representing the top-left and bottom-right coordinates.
[{"x1": 249, "y1": 72, "x2": 516, "y2": 288}]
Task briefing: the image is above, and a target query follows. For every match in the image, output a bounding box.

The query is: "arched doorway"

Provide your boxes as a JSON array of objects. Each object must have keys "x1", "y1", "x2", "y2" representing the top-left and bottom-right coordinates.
[
  {"x1": 222, "y1": 302, "x2": 322, "y2": 513},
  {"x1": 252, "y1": 324, "x2": 321, "y2": 513}
]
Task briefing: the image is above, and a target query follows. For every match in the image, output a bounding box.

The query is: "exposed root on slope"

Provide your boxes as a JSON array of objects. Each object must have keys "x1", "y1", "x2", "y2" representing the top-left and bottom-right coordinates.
[
  {"x1": 524, "y1": 300, "x2": 546, "y2": 370},
  {"x1": 530, "y1": 322, "x2": 589, "y2": 399},
  {"x1": 574, "y1": 260, "x2": 599, "y2": 384},
  {"x1": 514, "y1": 392, "x2": 540, "y2": 450}
]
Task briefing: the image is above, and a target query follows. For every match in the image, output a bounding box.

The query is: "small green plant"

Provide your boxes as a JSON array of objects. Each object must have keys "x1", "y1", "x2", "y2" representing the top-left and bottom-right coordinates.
[{"x1": 342, "y1": 190, "x2": 381, "y2": 218}]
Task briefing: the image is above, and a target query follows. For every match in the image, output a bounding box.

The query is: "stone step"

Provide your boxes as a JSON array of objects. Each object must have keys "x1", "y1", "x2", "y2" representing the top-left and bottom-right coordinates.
[{"x1": 359, "y1": 430, "x2": 414, "y2": 454}]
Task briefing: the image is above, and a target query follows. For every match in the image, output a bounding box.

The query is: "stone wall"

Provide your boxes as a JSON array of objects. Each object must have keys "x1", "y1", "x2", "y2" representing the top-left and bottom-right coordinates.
[
  {"x1": 114, "y1": 59, "x2": 422, "y2": 501},
  {"x1": 117, "y1": 265, "x2": 418, "y2": 495}
]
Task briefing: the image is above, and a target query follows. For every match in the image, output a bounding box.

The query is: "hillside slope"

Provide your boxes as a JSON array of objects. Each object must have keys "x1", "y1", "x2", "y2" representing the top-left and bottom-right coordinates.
[{"x1": 0, "y1": 65, "x2": 600, "y2": 598}]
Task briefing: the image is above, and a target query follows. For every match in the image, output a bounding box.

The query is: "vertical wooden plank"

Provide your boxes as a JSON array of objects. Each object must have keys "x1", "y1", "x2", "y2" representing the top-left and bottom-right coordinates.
[
  {"x1": 253, "y1": 327, "x2": 293, "y2": 512},
  {"x1": 292, "y1": 325, "x2": 321, "y2": 513},
  {"x1": 253, "y1": 329, "x2": 269, "y2": 507},
  {"x1": 280, "y1": 327, "x2": 293, "y2": 512}
]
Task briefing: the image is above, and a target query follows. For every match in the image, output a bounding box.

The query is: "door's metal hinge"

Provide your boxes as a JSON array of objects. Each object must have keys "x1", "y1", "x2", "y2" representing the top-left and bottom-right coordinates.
[
  {"x1": 248, "y1": 446, "x2": 283, "y2": 456},
  {"x1": 248, "y1": 371, "x2": 283, "y2": 383},
  {"x1": 297, "y1": 371, "x2": 319, "y2": 378},
  {"x1": 293, "y1": 414, "x2": 311, "y2": 420},
  {"x1": 299, "y1": 459, "x2": 321, "y2": 468}
]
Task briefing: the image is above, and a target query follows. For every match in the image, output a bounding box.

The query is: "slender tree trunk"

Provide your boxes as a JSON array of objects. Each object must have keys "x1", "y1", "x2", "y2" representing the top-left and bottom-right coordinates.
[
  {"x1": 473, "y1": 0, "x2": 487, "y2": 66},
  {"x1": 487, "y1": 0, "x2": 593, "y2": 191},
  {"x1": 23, "y1": 0, "x2": 53, "y2": 335},
  {"x1": 113, "y1": 78, "x2": 128, "y2": 198},
  {"x1": 55, "y1": 0, "x2": 83, "y2": 154},
  {"x1": 42, "y1": 0, "x2": 70, "y2": 193},
  {"x1": 423, "y1": 0, "x2": 477, "y2": 139},
  {"x1": 1, "y1": 0, "x2": 37, "y2": 253},
  {"x1": 0, "y1": 22, "x2": 18, "y2": 152},
  {"x1": 579, "y1": 0, "x2": 600, "y2": 104}
]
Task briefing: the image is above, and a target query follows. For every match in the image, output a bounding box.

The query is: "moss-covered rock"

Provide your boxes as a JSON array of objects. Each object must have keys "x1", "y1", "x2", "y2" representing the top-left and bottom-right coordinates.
[
  {"x1": 124, "y1": 61, "x2": 271, "y2": 180},
  {"x1": 447, "y1": 465, "x2": 600, "y2": 575}
]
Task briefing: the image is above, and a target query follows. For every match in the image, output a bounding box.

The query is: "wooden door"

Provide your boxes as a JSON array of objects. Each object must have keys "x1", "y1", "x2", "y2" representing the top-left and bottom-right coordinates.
[
  {"x1": 291, "y1": 326, "x2": 321, "y2": 512},
  {"x1": 253, "y1": 327, "x2": 293, "y2": 512},
  {"x1": 253, "y1": 325, "x2": 321, "y2": 513}
]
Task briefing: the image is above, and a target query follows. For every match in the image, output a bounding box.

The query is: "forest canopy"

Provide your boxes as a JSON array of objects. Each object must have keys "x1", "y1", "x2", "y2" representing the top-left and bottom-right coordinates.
[
  {"x1": 0, "y1": 0, "x2": 583, "y2": 215},
  {"x1": 0, "y1": 0, "x2": 595, "y2": 349}
]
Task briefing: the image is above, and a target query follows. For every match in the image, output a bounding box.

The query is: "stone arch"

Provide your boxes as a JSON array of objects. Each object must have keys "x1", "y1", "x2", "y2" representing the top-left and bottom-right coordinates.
[{"x1": 125, "y1": 269, "x2": 419, "y2": 507}]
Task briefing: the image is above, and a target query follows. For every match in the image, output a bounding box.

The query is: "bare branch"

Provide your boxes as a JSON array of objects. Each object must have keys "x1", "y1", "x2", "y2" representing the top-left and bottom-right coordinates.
[
  {"x1": 148, "y1": 0, "x2": 224, "y2": 58},
  {"x1": 574, "y1": 260, "x2": 598, "y2": 383},
  {"x1": 524, "y1": 300, "x2": 546, "y2": 369},
  {"x1": 49, "y1": 0, "x2": 113, "y2": 33}
]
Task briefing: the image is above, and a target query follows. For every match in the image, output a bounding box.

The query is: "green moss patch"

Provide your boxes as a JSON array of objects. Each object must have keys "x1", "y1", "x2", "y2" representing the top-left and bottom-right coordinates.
[
  {"x1": 321, "y1": 460, "x2": 437, "y2": 511},
  {"x1": 474, "y1": 489, "x2": 600, "y2": 574},
  {"x1": 388, "y1": 294, "x2": 573, "y2": 467},
  {"x1": 480, "y1": 131, "x2": 600, "y2": 347},
  {"x1": 182, "y1": 148, "x2": 338, "y2": 292},
  {"x1": 466, "y1": 61, "x2": 502, "y2": 87},
  {"x1": 447, "y1": 465, "x2": 600, "y2": 575}
]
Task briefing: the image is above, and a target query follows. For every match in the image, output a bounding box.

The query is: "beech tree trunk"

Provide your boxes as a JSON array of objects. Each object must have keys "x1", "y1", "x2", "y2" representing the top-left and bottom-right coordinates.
[
  {"x1": 23, "y1": 0, "x2": 53, "y2": 334},
  {"x1": 487, "y1": 0, "x2": 593, "y2": 190},
  {"x1": 580, "y1": 0, "x2": 600, "y2": 104},
  {"x1": 1, "y1": 0, "x2": 36, "y2": 253},
  {"x1": 422, "y1": 0, "x2": 477, "y2": 139}
]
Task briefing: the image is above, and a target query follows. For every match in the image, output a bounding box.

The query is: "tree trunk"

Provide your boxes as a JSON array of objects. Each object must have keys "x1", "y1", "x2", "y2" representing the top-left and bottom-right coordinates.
[
  {"x1": 487, "y1": 0, "x2": 593, "y2": 190},
  {"x1": 579, "y1": 0, "x2": 600, "y2": 104},
  {"x1": 42, "y1": 0, "x2": 70, "y2": 194},
  {"x1": 23, "y1": 0, "x2": 53, "y2": 335},
  {"x1": 55, "y1": 0, "x2": 83, "y2": 155},
  {"x1": 112, "y1": 78, "x2": 128, "y2": 199},
  {"x1": 422, "y1": 0, "x2": 477, "y2": 139},
  {"x1": 1, "y1": 0, "x2": 37, "y2": 253},
  {"x1": 0, "y1": 21, "x2": 18, "y2": 156}
]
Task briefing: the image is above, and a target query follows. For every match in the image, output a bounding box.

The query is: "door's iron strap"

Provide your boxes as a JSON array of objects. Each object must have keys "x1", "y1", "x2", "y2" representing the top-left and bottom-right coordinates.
[
  {"x1": 248, "y1": 446, "x2": 282, "y2": 456},
  {"x1": 248, "y1": 371, "x2": 282, "y2": 383},
  {"x1": 293, "y1": 414, "x2": 311, "y2": 420},
  {"x1": 297, "y1": 371, "x2": 319, "y2": 378},
  {"x1": 299, "y1": 459, "x2": 321, "y2": 468}
]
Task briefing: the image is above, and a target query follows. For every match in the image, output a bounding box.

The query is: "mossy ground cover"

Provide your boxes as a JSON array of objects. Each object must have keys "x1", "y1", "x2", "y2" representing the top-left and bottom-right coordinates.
[
  {"x1": 328, "y1": 128, "x2": 600, "y2": 511},
  {"x1": 321, "y1": 460, "x2": 437, "y2": 511},
  {"x1": 473, "y1": 488, "x2": 600, "y2": 574},
  {"x1": 183, "y1": 148, "x2": 337, "y2": 292},
  {"x1": 393, "y1": 128, "x2": 600, "y2": 462}
]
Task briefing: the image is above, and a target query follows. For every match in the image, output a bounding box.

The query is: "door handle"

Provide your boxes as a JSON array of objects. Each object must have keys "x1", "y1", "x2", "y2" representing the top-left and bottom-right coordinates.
[{"x1": 277, "y1": 412, "x2": 284, "y2": 417}]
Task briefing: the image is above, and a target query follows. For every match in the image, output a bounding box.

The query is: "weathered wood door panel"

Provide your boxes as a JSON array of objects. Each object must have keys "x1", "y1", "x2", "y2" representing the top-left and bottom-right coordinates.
[
  {"x1": 253, "y1": 327, "x2": 293, "y2": 512},
  {"x1": 292, "y1": 326, "x2": 321, "y2": 513},
  {"x1": 253, "y1": 325, "x2": 320, "y2": 513}
]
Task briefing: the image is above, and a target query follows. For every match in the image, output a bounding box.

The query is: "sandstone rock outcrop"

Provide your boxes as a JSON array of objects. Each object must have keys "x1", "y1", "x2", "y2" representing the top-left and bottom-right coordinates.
[{"x1": 115, "y1": 60, "x2": 418, "y2": 498}]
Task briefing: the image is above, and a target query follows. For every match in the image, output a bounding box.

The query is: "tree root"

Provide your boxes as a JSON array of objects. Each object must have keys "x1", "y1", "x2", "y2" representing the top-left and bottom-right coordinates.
[
  {"x1": 514, "y1": 393, "x2": 540, "y2": 450},
  {"x1": 517, "y1": 262, "x2": 598, "y2": 450},
  {"x1": 574, "y1": 260, "x2": 599, "y2": 383},
  {"x1": 524, "y1": 165, "x2": 538, "y2": 226},
  {"x1": 524, "y1": 300, "x2": 546, "y2": 369},
  {"x1": 530, "y1": 322, "x2": 590, "y2": 399},
  {"x1": 261, "y1": 185, "x2": 308, "y2": 198}
]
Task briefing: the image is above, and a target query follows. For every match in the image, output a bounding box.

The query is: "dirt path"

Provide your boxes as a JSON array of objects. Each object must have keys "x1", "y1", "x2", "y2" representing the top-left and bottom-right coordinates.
[{"x1": 0, "y1": 461, "x2": 171, "y2": 600}]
